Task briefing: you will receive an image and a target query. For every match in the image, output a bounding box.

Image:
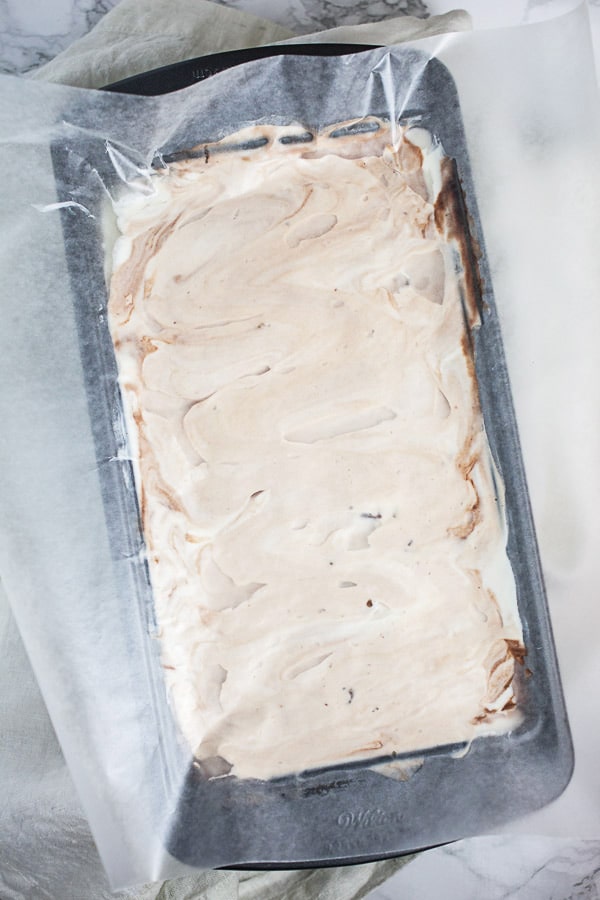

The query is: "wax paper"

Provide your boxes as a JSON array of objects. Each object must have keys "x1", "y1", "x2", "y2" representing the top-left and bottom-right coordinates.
[{"x1": 0, "y1": 3, "x2": 599, "y2": 890}]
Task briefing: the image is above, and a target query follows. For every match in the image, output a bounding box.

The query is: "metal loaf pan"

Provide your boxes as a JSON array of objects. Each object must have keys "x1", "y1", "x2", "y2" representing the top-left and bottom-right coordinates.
[{"x1": 51, "y1": 45, "x2": 573, "y2": 870}]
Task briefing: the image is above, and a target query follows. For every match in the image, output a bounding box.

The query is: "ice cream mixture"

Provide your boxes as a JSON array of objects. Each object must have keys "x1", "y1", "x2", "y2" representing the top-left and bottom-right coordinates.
[{"x1": 107, "y1": 120, "x2": 525, "y2": 780}]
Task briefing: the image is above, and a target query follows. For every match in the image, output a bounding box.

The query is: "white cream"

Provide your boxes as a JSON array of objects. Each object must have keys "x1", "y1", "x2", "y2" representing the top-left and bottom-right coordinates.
[{"x1": 108, "y1": 121, "x2": 524, "y2": 781}]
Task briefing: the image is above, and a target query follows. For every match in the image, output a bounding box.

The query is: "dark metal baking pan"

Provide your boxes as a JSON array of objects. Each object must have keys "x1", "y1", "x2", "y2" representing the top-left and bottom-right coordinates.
[
  {"x1": 51, "y1": 44, "x2": 572, "y2": 871},
  {"x1": 103, "y1": 44, "x2": 378, "y2": 96}
]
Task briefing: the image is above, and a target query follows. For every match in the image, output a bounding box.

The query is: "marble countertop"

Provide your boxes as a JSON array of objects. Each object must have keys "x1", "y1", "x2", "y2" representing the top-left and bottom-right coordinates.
[{"x1": 1, "y1": 1, "x2": 599, "y2": 898}]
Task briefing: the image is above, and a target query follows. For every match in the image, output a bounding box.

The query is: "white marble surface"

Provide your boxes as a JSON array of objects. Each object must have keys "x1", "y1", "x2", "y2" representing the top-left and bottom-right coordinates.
[
  {"x1": 377, "y1": 837, "x2": 600, "y2": 899},
  {"x1": 1, "y1": 1, "x2": 600, "y2": 898},
  {"x1": 0, "y1": 0, "x2": 119, "y2": 75}
]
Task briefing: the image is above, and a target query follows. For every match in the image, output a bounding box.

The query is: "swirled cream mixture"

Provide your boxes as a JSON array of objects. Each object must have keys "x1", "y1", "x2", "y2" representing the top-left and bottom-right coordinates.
[{"x1": 108, "y1": 121, "x2": 524, "y2": 780}]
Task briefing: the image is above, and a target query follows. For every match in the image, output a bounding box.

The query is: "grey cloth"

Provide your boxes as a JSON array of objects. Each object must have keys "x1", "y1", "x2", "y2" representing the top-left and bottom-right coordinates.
[{"x1": 2, "y1": 2, "x2": 471, "y2": 898}]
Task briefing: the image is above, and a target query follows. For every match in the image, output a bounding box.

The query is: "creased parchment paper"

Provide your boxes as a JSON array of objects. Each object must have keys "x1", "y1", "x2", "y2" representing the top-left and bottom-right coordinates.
[{"x1": 1, "y1": 2, "x2": 599, "y2": 895}]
